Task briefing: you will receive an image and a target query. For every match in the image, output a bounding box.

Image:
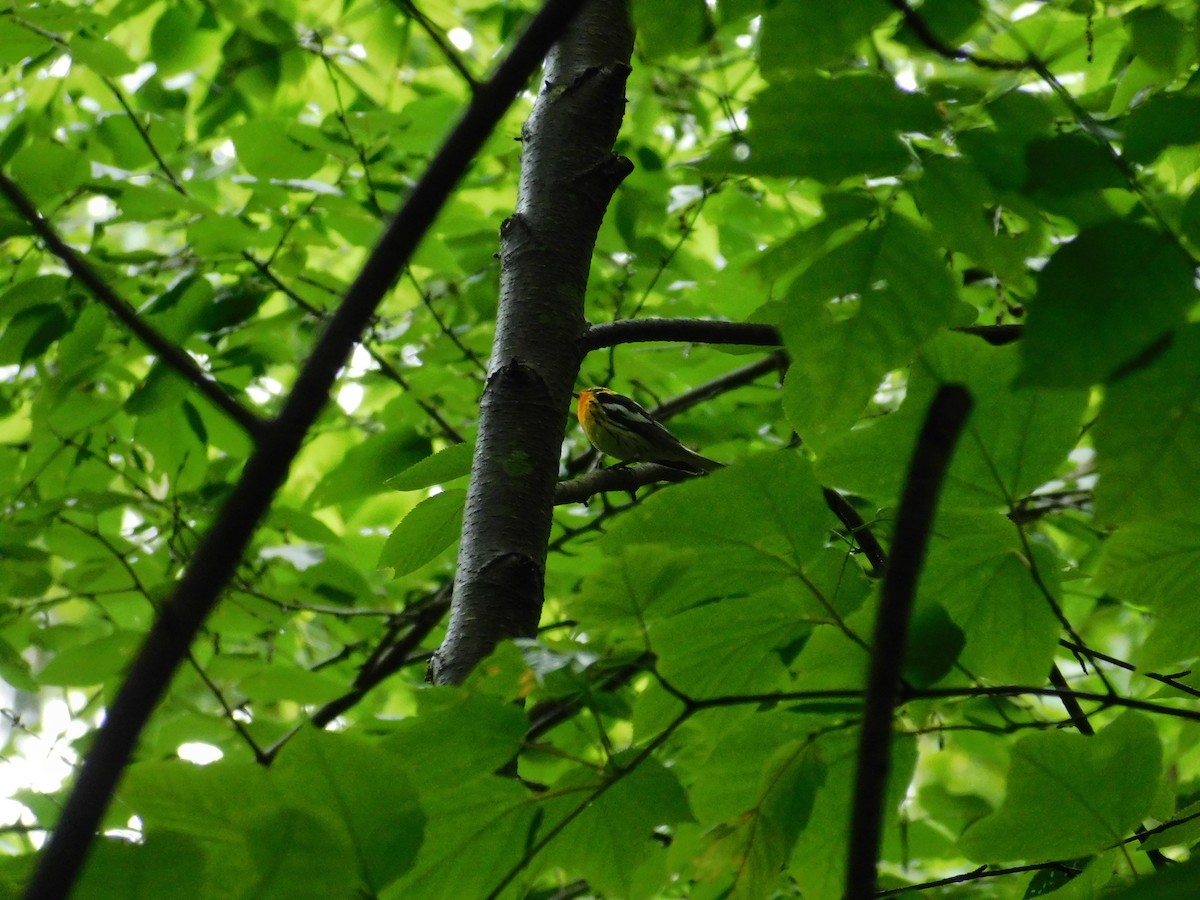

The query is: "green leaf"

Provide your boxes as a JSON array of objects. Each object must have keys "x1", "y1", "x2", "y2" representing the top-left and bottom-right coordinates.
[
  {"x1": 0, "y1": 304, "x2": 70, "y2": 365},
  {"x1": 1096, "y1": 517, "x2": 1200, "y2": 667},
  {"x1": 38, "y1": 630, "x2": 142, "y2": 686},
  {"x1": 1106, "y1": 856, "x2": 1200, "y2": 899},
  {"x1": 820, "y1": 333, "x2": 1088, "y2": 508},
  {"x1": 778, "y1": 215, "x2": 968, "y2": 444},
  {"x1": 236, "y1": 665, "x2": 344, "y2": 704},
  {"x1": 76, "y1": 833, "x2": 210, "y2": 900},
  {"x1": 69, "y1": 34, "x2": 138, "y2": 76},
  {"x1": 1126, "y1": 6, "x2": 1188, "y2": 76},
  {"x1": 541, "y1": 755, "x2": 693, "y2": 897},
  {"x1": 151, "y1": 3, "x2": 223, "y2": 77},
  {"x1": 386, "y1": 442, "x2": 473, "y2": 491},
  {"x1": 244, "y1": 806, "x2": 359, "y2": 900},
  {"x1": 631, "y1": 0, "x2": 709, "y2": 58},
  {"x1": 380, "y1": 780, "x2": 533, "y2": 900},
  {"x1": 790, "y1": 731, "x2": 918, "y2": 900},
  {"x1": 913, "y1": 155, "x2": 1041, "y2": 285},
  {"x1": 759, "y1": 0, "x2": 892, "y2": 75},
  {"x1": 727, "y1": 741, "x2": 825, "y2": 900},
  {"x1": 1019, "y1": 222, "x2": 1194, "y2": 387},
  {"x1": 1094, "y1": 324, "x2": 1200, "y2": 524},
  {"x1": 652, "y1": 591, "x2": 808, "y2": 696},
  {"x1": 274, "y1": 729, "x2": 425, "y2": 891},
  {"x1": 0, "y1": 20, "x2": 55, "y2": 67},
  {"x1": 917, "y1": 512, "x2": 1061, "y2": 684},
  {"x1": 0, "y1": 635, "x2": 36, "y2": 692},
  {"x1": 1124, "y1": 95, "x2": 1200, "y2": 163},
  {"x1": 903, "y1": 602, "x2": 964, "y2": 688},
  {"x1": 309, "y1": 427, "x2": 432, "y2": 509},
  {"x1": 959, "y1": 713, "x2": 1161, "y2": 861},
  {"x1": 230, "y1": 118, "x2": 327, "y2": 181},
  {"x1": 377, "y1": 489, "x2": 465, "y2": 577},
  {"x1": 611, "y1": 452, "x2": 829, "y2": 574},
  {"x1": 384, "y1": 690, "x2": 529, "y2": 788},
  {"x1": 705, "y1": 74, "x2": 940, "y2": 182}
]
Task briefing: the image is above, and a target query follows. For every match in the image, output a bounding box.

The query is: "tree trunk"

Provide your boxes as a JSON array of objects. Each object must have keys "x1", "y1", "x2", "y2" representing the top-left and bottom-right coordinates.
[{"x1": 430, "y1": 0, "x2": 634, "y2": 684}]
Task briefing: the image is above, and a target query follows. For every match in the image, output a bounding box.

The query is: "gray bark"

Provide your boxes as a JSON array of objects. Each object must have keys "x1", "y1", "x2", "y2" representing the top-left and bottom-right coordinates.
[{"x1": 431, "y1": 0, "x2": 634, "y2": 684}]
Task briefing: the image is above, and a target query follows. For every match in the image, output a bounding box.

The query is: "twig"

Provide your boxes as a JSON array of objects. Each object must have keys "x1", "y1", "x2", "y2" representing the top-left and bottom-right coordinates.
[
  {"x1": 395, "y1": 0, "x2": 479, "y2": 90},
  {"x1": 823, "y1": 487, "x2": 888, "y2": 577},
  {"x1": 886, "y1": 0, "x2": 1029, "y2": 70},
  {"x1": 626, "y1": 182, "x2": 716, "y2": 319},
  {"x1": 581, "y1": 320, "x2": 1023, "y2": 353},
  {"x1": 875, "y1": 861, "x2": 1080, "y2": 897},
  {"x1": 581, "y1": 318, "x2": 781, "y2": 352},
  {"x1": 555, "y1": 461, "x2": 696, "y2": 504}
]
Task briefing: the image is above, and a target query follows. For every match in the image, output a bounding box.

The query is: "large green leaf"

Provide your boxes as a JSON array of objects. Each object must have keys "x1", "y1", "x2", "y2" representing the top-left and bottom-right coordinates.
[
  {"x1": 705, "y1": 74, "x2": 940, "y2": 182},
  {"x1": 778, "y1": 215, "x2": 968, "y2": 444},
  {"x1": 1094, "y1": 324, "x2": 1200, "y2": 524},
  {"x1": 759, "y1": 0, "x2": 893, "y2": 75},
  {"x1": 959, "y1": 713, "x2": 1161, "y2": 861},
  {"x1": 540, "y1": 755, "x2": 693, "y2": 897},
  {"x1": 1019, "y1": 222, "x2": 1193, "y2": 388},
  {"x1": 819, "y1": 333, "x2": 1088, "y2": 508}
]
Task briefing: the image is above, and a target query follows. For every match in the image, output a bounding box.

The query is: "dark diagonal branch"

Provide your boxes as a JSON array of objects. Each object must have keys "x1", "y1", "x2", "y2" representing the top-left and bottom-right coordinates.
[
  {"x1": 844, "y1": 384, "x2": 973, "y2": 900},
  {"x1": 823, "y1": 488, "x2": 888, "y2": 577},
  {"x1": 24, "y1": 4, "x2": 588, "y2": 896},
  {"x1": 887, "y1": 0, "x2": 1029, "y2": 70},
  {"x1": 0, "y1": 172, "x2": 265, "y2": 440}
]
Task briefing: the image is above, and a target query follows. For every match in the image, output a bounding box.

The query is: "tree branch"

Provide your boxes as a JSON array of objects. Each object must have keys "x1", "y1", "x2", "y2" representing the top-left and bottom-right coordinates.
[
  {"x1": 581, "y1": 318, "x2": 1023, "y2": 352},
  {"x1": 844, "y1": 384, "x2": 973, "y2": 899},
  {"x1": 23, "y1": 3, "x2": 589, "y2": 896},
  {"x1": 555, "y1": 461, "x2": 697, "y2": 504},
  {"x1": 0, "y1": 171, "x2": 265, "y2": 441},
  {"x1": 887, "y1": 0, "x2": 1030, "y2": 70},
  {"x1": 581, "y1": 317, "x2": 781, "y2": 351}
]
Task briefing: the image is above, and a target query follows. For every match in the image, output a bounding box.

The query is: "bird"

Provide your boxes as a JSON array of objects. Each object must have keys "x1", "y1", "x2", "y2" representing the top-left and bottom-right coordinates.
[{"x1": 575, "y1": 386, "x2": 724, "y2": 474}]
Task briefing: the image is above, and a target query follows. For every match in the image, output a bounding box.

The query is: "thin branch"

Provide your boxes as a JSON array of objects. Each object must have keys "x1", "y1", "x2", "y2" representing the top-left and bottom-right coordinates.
[
  {"x1": 1060, "y1": 639, "x2": 1200, "y2": 701},
  {"x1": 984, "y1": 11, "x2": 1199, "y2": 266},
  {"x1": 581, "y1": 318, "x2": 781, "y2": 352},
  {"x1": 395, "y1": 0, "x2": 479, "y2": 91},
  {"x1": 626, "y1": 182, "x2": 716, "y2": 319},
  {"x1": 242, "y1": 249, "x2": 467, "y2": 444},
  {"x1": 407, "y1": 267, "x2": 489, "y2": 374},
  {"x1": 886, "y1": 0, "x2": 1030, "y2": 70},
  {"x1": 555, "y1": 461, "x2": 697, "y2": 504},
  {"x1": 651, "y1": 350, "x2": 788, "y2": 419},
  {"x1": 823, "y1": 487, "x2": 888, "y2": 577},
  {"x1": 581, "y1": 319, "x2": 1023, "y2": 353},
  {"x1": 99, "y1": 75, "x2": 186, "y2": 195},
  {"x1": 0, "y1": 172, "x2": 265, "y2": 441},
  {"x1": 845, "y1": 384, "x2": 974, "y2": 900},
  {"x1": 24, "y1": 4, "x2": 588, "y2": 896},
  {"x1": 875, "y1": 861, "x2": 1081, "y2": 897},
  {"x1": 1011, "y1": 518, "x2": 1116, "y2": 696}
]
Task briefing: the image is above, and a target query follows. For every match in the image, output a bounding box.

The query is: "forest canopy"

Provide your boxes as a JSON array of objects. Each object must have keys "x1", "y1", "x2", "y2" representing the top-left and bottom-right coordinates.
[{"x1": 2, "y1": 0, "x2": 1200, "y2": 898}]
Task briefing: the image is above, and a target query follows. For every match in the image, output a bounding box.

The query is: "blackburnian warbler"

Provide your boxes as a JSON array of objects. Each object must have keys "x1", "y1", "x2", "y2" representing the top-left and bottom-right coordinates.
[{"x1": 576, "y1": 387, "x2": 724, "y2": 474}]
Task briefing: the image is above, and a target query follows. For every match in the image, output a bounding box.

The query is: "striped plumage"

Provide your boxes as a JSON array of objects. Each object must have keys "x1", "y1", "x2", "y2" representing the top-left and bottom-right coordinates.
[{"x1": 576, "y1": 387, "x2": 723, "y2": 474}]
